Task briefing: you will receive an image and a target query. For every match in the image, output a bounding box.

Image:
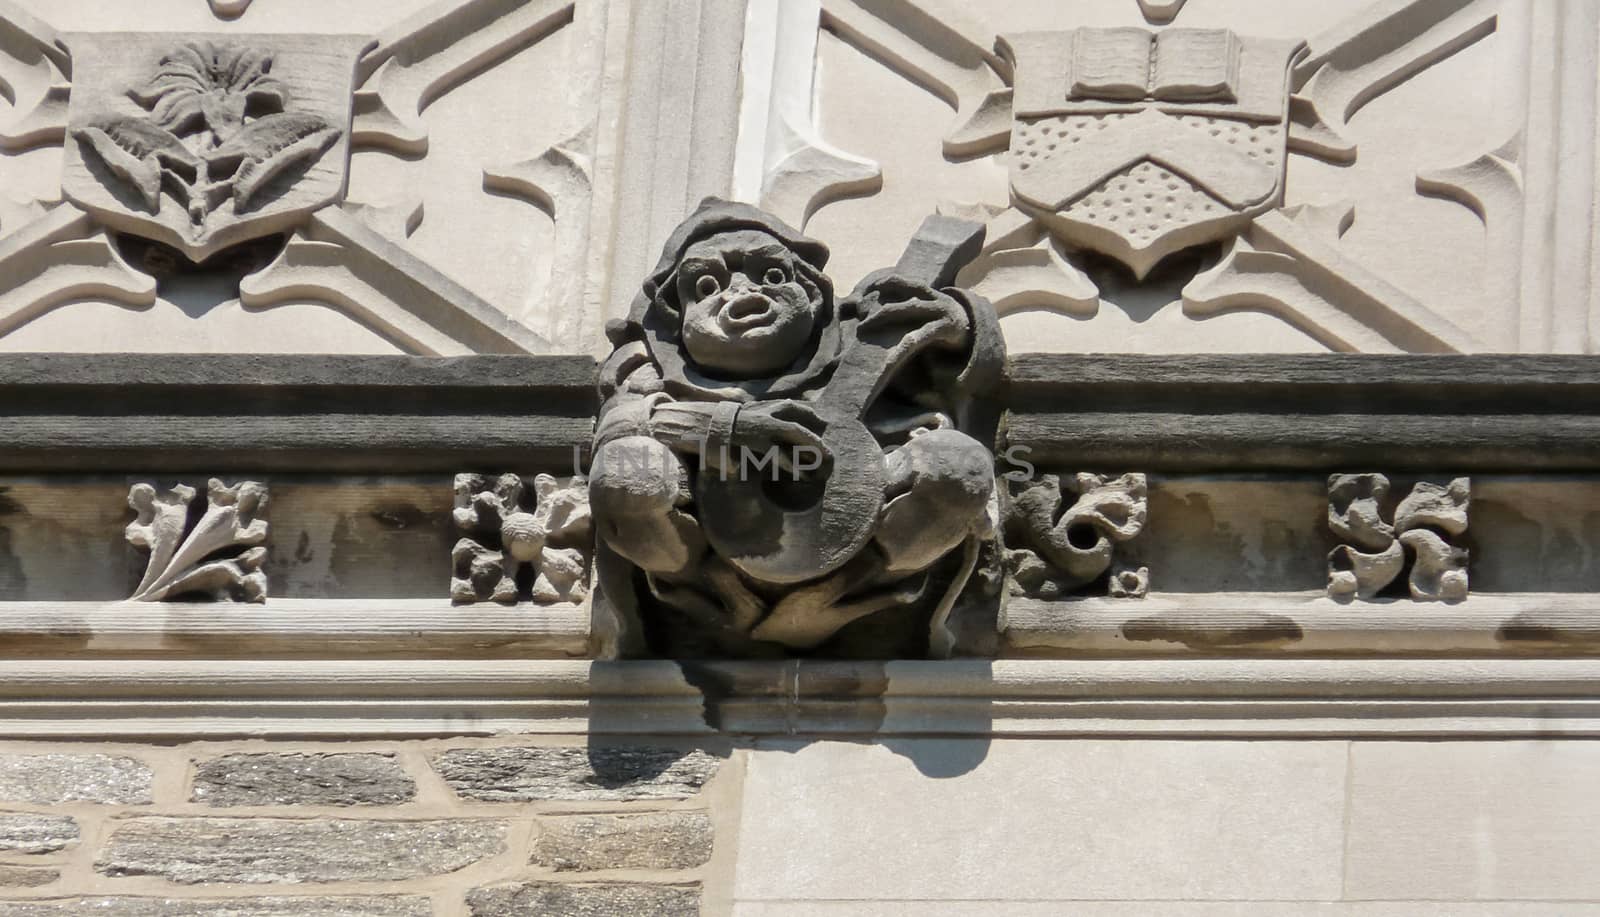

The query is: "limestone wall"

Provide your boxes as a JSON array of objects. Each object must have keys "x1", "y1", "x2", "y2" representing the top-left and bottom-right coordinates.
[{"x1": 5, "y1": 737, "x2": 1600, "y2": 913}]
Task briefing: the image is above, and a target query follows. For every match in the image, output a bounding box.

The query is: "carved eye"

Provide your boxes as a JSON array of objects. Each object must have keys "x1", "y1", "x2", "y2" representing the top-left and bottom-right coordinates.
[
  {"x1": 763, "y1": 267, "x2": 788, "y2": 285},
  {"x1": 695, "y1": 274, "x2": 721, "y2": 298}
]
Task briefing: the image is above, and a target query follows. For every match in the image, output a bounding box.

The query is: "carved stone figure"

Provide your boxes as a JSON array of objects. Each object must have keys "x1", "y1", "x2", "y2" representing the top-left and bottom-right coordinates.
[
  {"x1": 592, "y1": 199, "x2": 1003, "y2": 657},
  {"x1": 62, "y1": 33, "x2": 366, "y2": 261},
  {"x1": 125, "y1": 479, "x2": 269, "y2": 602},
  {"x1": 1327, "y1": 474, "x2": 1469, "y2": 602},
  {"x1": 452, "y1": 473, "x2": 592, "y2": 606},
  {"x1": 1005, "y1": 472, "x2": 1149, "y2": 600}
]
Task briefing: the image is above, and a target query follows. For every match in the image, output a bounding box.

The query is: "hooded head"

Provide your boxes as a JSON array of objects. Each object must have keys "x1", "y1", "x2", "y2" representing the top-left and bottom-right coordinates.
[{"x1": 626, "y1": 198, "x2": 841, "y2": 401}]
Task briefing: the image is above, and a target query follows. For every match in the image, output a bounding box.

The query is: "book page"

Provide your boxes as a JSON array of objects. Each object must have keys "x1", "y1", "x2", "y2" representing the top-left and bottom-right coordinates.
[
  {"x1": 1071, "y1": 28, "x2": 1153, "y2": 101},
  {"x1": 1152, "y1": 28, "x2": 1240, "y2": 102}
]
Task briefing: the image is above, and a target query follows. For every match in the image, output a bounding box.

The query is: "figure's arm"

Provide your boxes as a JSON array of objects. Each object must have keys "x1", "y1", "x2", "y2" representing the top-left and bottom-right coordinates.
[{"x1": 595, "y1": 340, "x2": 733, "y2": 457}]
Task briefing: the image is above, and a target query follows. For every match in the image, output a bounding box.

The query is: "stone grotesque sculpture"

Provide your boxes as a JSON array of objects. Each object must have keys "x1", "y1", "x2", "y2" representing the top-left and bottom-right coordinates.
[{"x1": 592, "y1": 199, "x2": 1003, "y2": 657}]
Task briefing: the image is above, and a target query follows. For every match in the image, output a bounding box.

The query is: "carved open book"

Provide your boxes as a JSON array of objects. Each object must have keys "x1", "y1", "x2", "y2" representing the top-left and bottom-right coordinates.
[{"x1": 1070, "y1": 28, "x2": 1241, "y2": 103}]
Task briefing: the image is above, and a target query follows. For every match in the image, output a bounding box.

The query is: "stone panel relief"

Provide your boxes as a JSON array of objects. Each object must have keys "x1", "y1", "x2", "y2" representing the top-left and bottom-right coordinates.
[
  {"x1": 1004, "y1": 472, "x2": 1150, "y2": 600},
  {"x1": 591, "y1": 199, "x2": 1003, "y2": 658},
  {"x1": 0, "y1": 0, "x2": 613, "y2": 354},
  {"x1": 126, "y1": 479, "x2": 270, "y2": 602},
  {"x1": 738, "y1": 0, "x2": 1555, "y2": 354},
  {"x1": 1327, "y1": 473, "x2": 1470, "y2": 602},
  {"x1": 451, "y1": 473, "x2": 592, "y2": 606}
]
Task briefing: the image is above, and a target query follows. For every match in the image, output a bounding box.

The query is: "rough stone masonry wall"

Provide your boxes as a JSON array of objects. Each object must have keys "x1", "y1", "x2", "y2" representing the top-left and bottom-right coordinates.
[{"x1": 0, "y1": 739, "x2": 735, "y2": 916}]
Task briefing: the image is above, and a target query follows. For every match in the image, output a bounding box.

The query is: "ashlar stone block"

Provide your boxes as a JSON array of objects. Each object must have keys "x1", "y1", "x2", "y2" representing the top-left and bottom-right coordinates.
[
  {"x1": 0, "y1": 813, "x2": 78, "y2": 854},
  {"x1": 96, "y1": 817, "x2": 506, "y2": 884},
  {"x1": 467, "y1": 882, "x2": 700, "y2": 917},
  {"x1": 0, "y1": 754, "x2": 152, "y2": 805},
  {"x1": 190, "y1": 753, "x2": 417, "y2": 807},
  {"x1": 433, "y1": 746, "x2": 721, "y2": 802},
  {"x1": 531, "y1": 812, "x2": 714, "y2": 871}
]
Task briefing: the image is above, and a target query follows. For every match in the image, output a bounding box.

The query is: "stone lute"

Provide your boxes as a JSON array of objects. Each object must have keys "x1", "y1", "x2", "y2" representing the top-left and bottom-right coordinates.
[{"x1": 698, "y1": 215, "x2": 987, "y2": 584}]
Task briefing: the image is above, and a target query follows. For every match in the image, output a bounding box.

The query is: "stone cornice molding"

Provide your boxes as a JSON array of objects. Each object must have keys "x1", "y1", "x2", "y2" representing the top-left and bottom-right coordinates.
[
  {"x1": 4, "y1": 657, "x2": 1600, "y2": 739},
  {"x1": 1008, "y1": 353, "x2": 1600, "y2": 471},
  {"x1": 0, "y1": 353, "x2": 596, "y2": 472}
]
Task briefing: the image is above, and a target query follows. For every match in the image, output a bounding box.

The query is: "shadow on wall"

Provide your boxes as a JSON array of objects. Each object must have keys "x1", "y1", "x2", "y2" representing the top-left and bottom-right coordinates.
[{"x1": 585, "y1": 658, "x2": 996, "y2": 779}]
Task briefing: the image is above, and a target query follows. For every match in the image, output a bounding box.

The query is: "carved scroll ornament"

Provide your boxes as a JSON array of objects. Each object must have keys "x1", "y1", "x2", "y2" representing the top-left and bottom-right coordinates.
[
  {"x1": 1327, "y1": 473, "x2": 1469, "y2": 602},
  {"x1": 1005, "y1": 472, "x2": 1149, "y2": 600},
  {"x1": 591, "y1": 199, "x2": 1004, "y2": 658}
]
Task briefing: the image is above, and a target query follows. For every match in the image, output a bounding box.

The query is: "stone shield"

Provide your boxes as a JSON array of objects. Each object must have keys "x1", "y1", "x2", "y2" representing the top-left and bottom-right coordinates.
[
  {"x1": 1002, "y1": 28, "x2": 1305, "y2": 278},
  {"x1": 61, "y1": 33, "x2": 367, "y2": 262}
]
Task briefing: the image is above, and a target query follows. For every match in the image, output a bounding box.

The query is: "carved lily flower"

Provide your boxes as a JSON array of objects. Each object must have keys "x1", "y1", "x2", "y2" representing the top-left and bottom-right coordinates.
[
  {"x1": 75, "y1": 40, "x2": 339, "y2": 226},
  {"x1": 128, "y1": 43, "x2": 288, "y2": 148}
]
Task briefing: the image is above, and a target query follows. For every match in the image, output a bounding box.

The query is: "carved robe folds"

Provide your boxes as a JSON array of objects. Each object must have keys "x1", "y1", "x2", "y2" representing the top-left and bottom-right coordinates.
[{"x1": 592, "y1": 199, "x2": 1004, "y2": 658}]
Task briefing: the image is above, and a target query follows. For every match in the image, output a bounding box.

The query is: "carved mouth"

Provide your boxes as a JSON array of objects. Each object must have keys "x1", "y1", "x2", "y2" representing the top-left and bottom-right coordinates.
[{"x1": 722, "y1": 295, "x2": 777, "y2": 331}]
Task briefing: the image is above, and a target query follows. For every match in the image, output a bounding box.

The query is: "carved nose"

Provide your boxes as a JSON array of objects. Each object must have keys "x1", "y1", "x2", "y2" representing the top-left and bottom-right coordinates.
[{"x1": 726, "y1": 295, "x2": 770, "y2": 321}]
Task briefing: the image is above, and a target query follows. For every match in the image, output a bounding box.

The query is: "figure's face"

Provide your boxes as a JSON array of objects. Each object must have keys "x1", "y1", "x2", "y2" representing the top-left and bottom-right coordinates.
[{"x1": 677, "y1": 230, "x2": 818, "y2": 378}]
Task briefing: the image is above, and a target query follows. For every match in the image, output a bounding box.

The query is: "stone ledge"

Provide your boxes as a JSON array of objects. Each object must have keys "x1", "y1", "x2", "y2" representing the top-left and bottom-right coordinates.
[
  {"x1": 0, "y1": 599, "x2": 590, "y2": 658},
  {"x1": 1003, "y1": 592, "x2": 1600, "y2": 655},
  {"x1": 5, "y1": 658, "x2": 1600, "y2": 738}
]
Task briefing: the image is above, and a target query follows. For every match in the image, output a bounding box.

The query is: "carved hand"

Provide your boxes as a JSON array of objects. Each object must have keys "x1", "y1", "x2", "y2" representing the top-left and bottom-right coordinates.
[{"x1": 732, "y1": 400, "x2": 832, "y2": 474}]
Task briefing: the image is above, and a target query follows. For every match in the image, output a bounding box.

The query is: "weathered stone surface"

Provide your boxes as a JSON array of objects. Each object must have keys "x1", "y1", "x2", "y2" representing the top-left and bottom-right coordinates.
[
  {"x1": 0, "y1": 865, "x2": 58, "y2": 887},
  {"x1": 593, "y1": 200, "x2": 1002, "y2": 658},
  {"x1": 0, "y1": 813, "x2": 78, "y2": 854},
  {"x1": 467, "y1": 882, "x2": 699, "y2": 917},
  {"x1": 0, "y1": 754, "x2": 152, "y2": 805},
  {"x1": 532, "y1": 812, "x2": 713, "y2": 871},
  {"x1": 191, "y1": 753, "x2": 417, "y2": 807},
  {"x1": 97, "y1": 817, "x2": 506, "y2": 884},
  {"x1": 434, "y1": 746, "x2": 721, "y2": 801},
  {"x1": 0, "y1": 898, "x2": 430, "y2": 916}
]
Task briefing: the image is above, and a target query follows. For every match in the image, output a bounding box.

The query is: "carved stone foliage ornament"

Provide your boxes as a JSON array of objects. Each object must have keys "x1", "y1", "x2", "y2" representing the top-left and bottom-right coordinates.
[
  {"x1": 1327, "y1": 474, "x2": 1469, "y2": 602},
  {"x1": 1002, "y1": 28, "x2": 1303, "y2": 278},
  {"x1": 63, "y1": 33, "x2": 364, "y2": 262},
  {"x1": 452, "y1": 473, "x2": 592, "y2": 606},
  {"x1": 592, "y1": 199, "x2": 1003, "y2": 658},
  {"x1": 1005, "y1": 472, "x2": 1149, "y2": 600},
  {"x1": 1, "y1": 2, "x2": 586, "y2": 354},
  {"x1": 125, "y1": 479, "x2": 269, "y2": 603}
]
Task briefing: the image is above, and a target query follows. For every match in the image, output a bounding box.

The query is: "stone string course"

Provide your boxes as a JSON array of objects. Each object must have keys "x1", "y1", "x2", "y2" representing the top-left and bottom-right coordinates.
[{"x1": 0, "y1": 743, "x2": 724, "y2": 915}]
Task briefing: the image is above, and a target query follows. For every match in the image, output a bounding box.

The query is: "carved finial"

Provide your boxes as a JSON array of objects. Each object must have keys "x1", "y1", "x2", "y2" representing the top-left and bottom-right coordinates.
[
  {"x1": 451, "y1": 473, "x2": 592, "y2": 606},
  {"x1": 1328, "y1": 474, "x2": 1469, "y2": 602},
  {"x1": 126, "y1": 479, "x2": 269, "y2": 602},
  {"x1": 1005, "y1": 473, "x2": 1149, "y2": 600}
]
